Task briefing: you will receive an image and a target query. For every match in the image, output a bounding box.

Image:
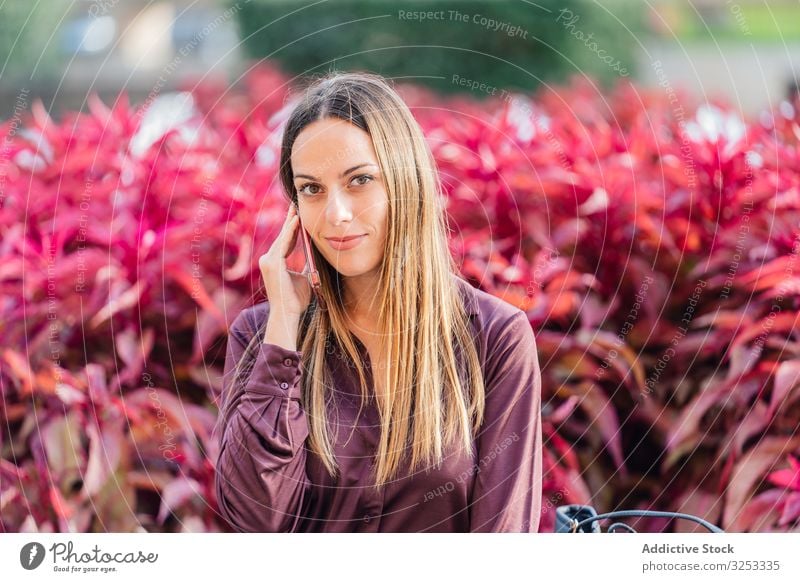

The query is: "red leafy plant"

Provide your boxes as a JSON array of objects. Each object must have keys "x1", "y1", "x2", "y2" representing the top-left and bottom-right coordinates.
[{"x1": 3, "y1": 63, "x2": 800, "y2": 532}]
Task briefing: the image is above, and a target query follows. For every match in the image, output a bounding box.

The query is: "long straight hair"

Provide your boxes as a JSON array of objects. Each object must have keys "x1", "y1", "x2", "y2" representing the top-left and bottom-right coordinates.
[{"x1": 232, "y1": 71, "x2": 485, "y2": 488}]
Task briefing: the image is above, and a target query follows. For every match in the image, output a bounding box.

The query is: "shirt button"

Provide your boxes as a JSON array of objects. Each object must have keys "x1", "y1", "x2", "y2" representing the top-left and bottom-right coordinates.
[
  {"x1": 283, "y1": 358, "x2": 294, "y2": 366},
  {"x1": 280, "y1": 382, "x2": 289, "y2": 390}
]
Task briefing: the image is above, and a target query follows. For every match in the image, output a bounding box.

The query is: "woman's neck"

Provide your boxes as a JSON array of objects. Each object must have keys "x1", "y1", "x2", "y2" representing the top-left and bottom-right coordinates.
[{"x1": 341, "y1": 270, "x2": 382, "y2": 325}]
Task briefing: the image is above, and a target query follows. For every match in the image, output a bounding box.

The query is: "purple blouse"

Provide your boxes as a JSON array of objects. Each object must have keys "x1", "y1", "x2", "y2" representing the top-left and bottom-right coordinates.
[{"x1": 212, "y1": 275, "x2": 543, "y2": 532}]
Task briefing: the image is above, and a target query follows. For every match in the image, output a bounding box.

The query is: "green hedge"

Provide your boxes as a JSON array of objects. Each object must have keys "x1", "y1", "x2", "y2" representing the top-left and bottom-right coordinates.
[{"x1": 232, "y1": 0, "x2": 642, "y2": 94}]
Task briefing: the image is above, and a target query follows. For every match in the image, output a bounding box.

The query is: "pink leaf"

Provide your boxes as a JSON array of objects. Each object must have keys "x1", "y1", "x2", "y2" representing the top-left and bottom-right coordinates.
[
  {"x1": 2, "y1": 349, "x2": 34, "y2": 394},
  {"x1": 666, "y1": 376, "x2": 729, "y2": 455},
  {"x1": 85, "y1": 363, "x2": 110, "y2": 405},
  {"x1": 728, "y1": 489, "x2": 784, "y2": 532},
  {"x1": 548, "y1": 395, "x2": 580, "y2": 425},
  {"x1": 767, "y1": 455, "x2": 800, "y2": 491},
  {"x1": 576, "y1": 382, "x2": 627, "y2": 476},
  {"x1": 114, "y1": 326, "x2": 155, "y2": 379},
  {"x1": 779, "y1": 492, "x2": 800, "y2": 526},
  {"x1": 222, "y1": 233, "x2": 253, "y2": 281},
  {"x1": 81, "y1": 416, "x2": 124, "y2": 498},
  {"x1": 769, "y1": 361, "x2": 800, "y2": 418},
  {"x1": 724, "y1": 436, "x2": 800, "y2": 529},
  {"x1": 171, "y1": 268, "x2": 226, "y2": 329},
  {"x1": 157, "y1": 477, "x2": 201, "y2": 524},
  {"x1": 190, "y1": 286, "x2": 243, "y2": 365},
  {"x1": 90, "y1": 280, "x2": 145, "y2": 328}
]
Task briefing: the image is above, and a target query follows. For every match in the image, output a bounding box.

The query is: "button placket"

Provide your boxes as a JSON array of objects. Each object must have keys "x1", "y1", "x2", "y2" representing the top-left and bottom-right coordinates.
[{"x1": 360, "y1": 458, "x2": 385, "y2": 529}]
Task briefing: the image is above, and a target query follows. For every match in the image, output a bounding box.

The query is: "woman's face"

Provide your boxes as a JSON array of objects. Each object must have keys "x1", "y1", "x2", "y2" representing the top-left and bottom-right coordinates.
[{"x1": 291, "y1": 117, "x2": 389, "y2": 279}]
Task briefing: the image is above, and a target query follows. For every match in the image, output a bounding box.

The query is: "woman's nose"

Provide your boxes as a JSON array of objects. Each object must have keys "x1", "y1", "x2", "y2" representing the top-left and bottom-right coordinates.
[{"x1": 325, "y1": 188, "x2": 353, "y2": 225}]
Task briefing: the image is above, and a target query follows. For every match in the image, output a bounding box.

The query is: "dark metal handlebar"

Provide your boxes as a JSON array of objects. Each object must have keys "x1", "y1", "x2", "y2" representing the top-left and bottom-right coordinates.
[{"x1": 554, "y1": 504, "x2": 724, "y2": 533}]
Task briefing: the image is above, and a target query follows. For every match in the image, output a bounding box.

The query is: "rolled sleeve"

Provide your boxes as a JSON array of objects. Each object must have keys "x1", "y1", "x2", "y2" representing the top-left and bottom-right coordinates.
[
  {"x1": 212, "y1": 304, "x2": 312, "y2": 532},
  {"x1": 245, "y1": 342, "x2": 304, "y2": 400}
]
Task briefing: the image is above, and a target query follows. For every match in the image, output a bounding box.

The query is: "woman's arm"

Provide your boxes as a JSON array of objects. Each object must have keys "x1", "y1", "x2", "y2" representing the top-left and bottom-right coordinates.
[
  {"x1": 468, "y1": 310, "x2": 543, "y2": 532},
  {"x1": 212, "y1": 305, "x2": 312, "y2": 532}
]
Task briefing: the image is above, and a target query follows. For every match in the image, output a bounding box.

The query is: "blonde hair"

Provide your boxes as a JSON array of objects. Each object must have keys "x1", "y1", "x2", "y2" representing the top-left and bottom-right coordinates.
[{"x1": 232, "y1": 70, "x2": 485, "y2": 488}]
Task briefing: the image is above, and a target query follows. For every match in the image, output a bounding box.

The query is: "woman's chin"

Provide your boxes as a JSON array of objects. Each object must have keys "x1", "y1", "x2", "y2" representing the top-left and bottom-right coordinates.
[
  {"x1": 328, "y1": 261, "x2": 377, "y2": 279},
  {"x1": 331, "y1": 266, "x2": 365, "y2": 278}
]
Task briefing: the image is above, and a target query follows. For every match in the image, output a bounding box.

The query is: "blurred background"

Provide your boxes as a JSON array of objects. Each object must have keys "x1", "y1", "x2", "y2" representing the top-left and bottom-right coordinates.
[{"x1": 2, "y1": 0, "x2": 799, "y2": 119}]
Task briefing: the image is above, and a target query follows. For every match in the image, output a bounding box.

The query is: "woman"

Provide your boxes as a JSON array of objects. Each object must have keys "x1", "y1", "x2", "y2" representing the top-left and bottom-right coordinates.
[{"x1": 212, "y1": 71, "x2": 543, "y2": 532}]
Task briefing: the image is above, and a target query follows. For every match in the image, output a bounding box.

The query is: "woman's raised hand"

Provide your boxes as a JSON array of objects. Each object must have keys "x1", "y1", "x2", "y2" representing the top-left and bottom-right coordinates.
[{"x1": 258, "y1": 203, "x2": 313, "y2": 321}]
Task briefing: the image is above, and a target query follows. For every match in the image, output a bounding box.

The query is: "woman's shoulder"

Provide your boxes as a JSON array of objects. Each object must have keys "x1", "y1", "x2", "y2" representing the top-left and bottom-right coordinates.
[
  {"x1": 451, "y1": 273, "x2": 528, "y2": 331},
  {"x1": 450, "y1": 281, "x2": 539, "y2": 400}
]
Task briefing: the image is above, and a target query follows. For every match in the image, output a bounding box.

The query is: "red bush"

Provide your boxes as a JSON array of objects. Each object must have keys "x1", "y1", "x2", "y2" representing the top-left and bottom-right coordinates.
[{"x1": 2, "y1": 63, "x2": 800, "y2": 532}]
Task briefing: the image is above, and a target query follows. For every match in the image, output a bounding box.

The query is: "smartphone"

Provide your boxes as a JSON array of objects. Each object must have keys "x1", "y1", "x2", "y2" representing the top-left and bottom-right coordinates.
[{"x1": 294, "y1": 200, "x2": 325, "y2": 310}]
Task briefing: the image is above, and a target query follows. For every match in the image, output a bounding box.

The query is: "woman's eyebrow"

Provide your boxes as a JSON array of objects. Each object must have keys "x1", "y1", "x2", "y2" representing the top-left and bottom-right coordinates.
[{"x1": 293, "y1": 163, "x2": 378, "y2": 181}]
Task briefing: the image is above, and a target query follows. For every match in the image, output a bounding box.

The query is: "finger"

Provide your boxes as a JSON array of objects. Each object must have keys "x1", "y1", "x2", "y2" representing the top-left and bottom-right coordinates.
[
  {"x1": 269, "y1": 217, "x2": 292, "y2": 265},
  {"x1": 281, "y1": 215, "x2": 300, "y2": 258},
  {"x1": 278, "y1": 204, "x2": 294, "y2": 230},
  {"x1": 282, "y1": 205, "x2": 295, "y2": 229}
]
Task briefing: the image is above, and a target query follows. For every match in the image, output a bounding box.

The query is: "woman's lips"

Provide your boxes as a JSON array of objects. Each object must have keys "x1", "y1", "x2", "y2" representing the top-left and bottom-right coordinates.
[{"x1": 325, "y1": 234, "x2": 367, "y2": 251}]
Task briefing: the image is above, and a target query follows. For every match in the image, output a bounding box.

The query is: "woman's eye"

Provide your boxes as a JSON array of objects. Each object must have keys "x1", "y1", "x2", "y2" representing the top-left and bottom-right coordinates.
[
  {"x1": 298, "y1": 183, "x2": 321, "y2": 196},
  {"x1": 351, "y1": 174, "x2": 373, "y2": 187}
]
